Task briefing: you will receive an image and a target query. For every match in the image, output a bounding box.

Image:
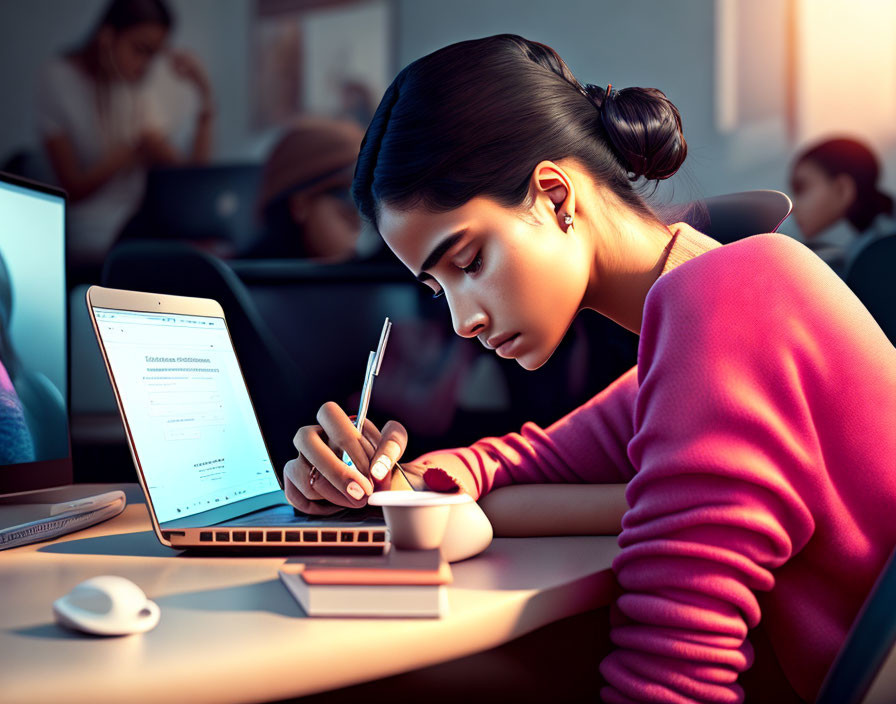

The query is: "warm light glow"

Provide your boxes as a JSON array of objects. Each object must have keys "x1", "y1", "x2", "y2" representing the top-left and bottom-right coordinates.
[{"x1": 797, "y1": 0, "x2": 896, "y2": 145}]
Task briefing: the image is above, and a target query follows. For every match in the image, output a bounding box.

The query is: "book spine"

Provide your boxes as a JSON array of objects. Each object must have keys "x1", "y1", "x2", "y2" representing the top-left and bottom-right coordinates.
[{"x1": 279, "y1": 572, "x2": 446, "y2": 618}]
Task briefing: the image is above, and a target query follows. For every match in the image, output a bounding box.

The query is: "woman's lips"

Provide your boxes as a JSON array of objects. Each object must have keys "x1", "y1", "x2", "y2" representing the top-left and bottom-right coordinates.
[{"x1": 495, "y1": 333, "x2": 521, "y2": 357}]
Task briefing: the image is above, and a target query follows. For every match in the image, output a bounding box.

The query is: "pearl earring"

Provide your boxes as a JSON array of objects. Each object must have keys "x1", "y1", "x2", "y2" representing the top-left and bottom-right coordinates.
[{"x1": 563, "y1": 213, "x2": 573, "y2": 226}]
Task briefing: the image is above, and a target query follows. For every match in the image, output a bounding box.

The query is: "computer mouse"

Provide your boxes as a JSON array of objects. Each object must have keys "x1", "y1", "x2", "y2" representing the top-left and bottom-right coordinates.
[
  {"x1": 441, "y1": 495, "x2": 494, "y2": 563},
  {"x1": 53, "y1": 575, "x2": 160, "y2": 636}
]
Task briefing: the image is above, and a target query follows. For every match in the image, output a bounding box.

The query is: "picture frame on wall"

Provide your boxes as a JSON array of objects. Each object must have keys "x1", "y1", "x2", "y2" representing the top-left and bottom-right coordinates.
[{"x1": 251, "y1": 0, "x2": 395, "y2": 130}]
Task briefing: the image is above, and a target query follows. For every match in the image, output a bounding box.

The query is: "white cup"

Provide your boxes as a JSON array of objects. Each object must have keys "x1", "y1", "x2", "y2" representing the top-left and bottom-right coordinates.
[{"x1": 368, "y1": 491, "x2": 470, "y2": 550}]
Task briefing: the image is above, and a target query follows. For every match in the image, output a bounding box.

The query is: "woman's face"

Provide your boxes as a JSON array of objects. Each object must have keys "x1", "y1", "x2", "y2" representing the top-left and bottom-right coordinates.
[
  {"x1": 300, "y1": 186, "x2": 362, "y2": 262},
  {"x1": 106, "y1": 22, "x2": 168, "y2": 82},
  {"x1": 790, "y1": 158, "x2": 855, "y2": 239},
  {"x1": 378, "y1": 196, "x2": 592, "y2": 370}
]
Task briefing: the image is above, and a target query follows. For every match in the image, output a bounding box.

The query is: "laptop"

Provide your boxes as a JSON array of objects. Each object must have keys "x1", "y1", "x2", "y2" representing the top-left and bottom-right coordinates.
[
  {"x1": 119, "y1": 164, "x2": 262, "y2": 251},
  {"x1": 85, "y1": 285, "x2": 387, "y2": 553}
]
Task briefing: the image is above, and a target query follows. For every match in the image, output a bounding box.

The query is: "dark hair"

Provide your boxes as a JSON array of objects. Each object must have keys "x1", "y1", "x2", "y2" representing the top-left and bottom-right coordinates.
[
  {"x1": 353, "y1": 34, "x2": 687, "y2": 231},
  {"x1": 794, "y1": 137, "x2": 894, "y2": 232},
  {"x1": 94, "y1": 0, "x2": 173, "y2": 33}
]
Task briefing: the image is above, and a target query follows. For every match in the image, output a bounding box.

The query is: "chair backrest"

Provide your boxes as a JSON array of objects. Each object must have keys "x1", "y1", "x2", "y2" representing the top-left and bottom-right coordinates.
[
  {"x1": 815, "y1": 546, "x2": 896, "y2": 704},
  {"x1": 677, "y1": 190, "x2": 793, "y2": 243},
  {"x1": 845, "y1": 234, "x2": 896, "y2": 345}
]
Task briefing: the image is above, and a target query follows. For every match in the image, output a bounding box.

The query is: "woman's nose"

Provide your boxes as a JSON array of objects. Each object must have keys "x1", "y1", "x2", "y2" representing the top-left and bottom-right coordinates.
[{"x1": 451, "y1": 305, "x2": 488, "y2": 339}]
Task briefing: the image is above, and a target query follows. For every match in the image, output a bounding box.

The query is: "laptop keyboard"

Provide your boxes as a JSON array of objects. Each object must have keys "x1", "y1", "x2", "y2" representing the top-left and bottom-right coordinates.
[{"x1": 221, "y1": 502, "x2": 385, "y2": 527}]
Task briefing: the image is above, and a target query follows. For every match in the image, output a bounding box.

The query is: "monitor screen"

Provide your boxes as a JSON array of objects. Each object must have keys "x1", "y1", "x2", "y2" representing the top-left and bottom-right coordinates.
[
  {"x1": 0, "y1": 172, "x2": 70, "y2": 494},
  {"x1": 91, "y1": 307, "x2": 280, "y2": 524}
]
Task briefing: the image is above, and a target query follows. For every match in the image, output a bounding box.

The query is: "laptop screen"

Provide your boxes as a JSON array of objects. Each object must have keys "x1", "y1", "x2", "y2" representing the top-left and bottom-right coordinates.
[
  {"x1": 0, "y1": 173, "x2": 70, "y2": 494},
  {"x1": 92, "y1": 307, "x2": 280, "y2": 523}
]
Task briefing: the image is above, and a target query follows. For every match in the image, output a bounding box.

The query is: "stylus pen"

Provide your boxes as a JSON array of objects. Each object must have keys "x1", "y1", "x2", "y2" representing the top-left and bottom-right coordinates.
[{"x1": 342, "y1": 318, "x2": 415, "y2": 489}]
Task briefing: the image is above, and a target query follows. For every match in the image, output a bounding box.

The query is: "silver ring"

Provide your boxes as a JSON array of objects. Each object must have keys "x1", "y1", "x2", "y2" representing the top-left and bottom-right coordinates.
[{"x1": 309, "y1": 466, "x2": 320, "y2": 488}]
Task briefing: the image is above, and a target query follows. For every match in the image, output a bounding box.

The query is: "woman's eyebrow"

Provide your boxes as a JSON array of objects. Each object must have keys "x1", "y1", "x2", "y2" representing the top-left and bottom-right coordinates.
[{"x1": 415, "y1": 229, "x2": 468, "y2": 282}]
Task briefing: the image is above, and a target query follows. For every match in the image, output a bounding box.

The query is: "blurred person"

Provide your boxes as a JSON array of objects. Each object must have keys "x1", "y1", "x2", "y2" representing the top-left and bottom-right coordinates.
[
  {"x1": 790, "y1": 136, "x2": 896, "y2": 277},
  {"x1": 250, "y1": 117, "x2": 364, "y2": 261},
  {"x1": 0, "y1": 327, "x2": 33, "y2": 465},
  {"x1": 36, "y1": 0, "x2": 215, "y2": 275},
  {"x1": 283, "y1": 35, "x2": 896, "y2": 704}
]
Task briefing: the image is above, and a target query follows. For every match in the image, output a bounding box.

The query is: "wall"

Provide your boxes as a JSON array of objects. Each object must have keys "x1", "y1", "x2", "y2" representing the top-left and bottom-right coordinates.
[{"x1": 3, "y1": 0, "x2": 895, "y2": 241}]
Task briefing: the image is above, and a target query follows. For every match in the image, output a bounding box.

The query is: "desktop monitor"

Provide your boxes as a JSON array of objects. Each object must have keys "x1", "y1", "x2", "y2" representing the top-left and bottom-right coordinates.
[{"x1": 0, "y1": 171, "x2": 70, "y2": 493}]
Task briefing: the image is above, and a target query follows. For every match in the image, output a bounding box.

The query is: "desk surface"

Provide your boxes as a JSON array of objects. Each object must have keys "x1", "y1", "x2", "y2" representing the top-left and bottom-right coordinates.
[{"x1": 1, "y1": 484, "x2": 620, "y2": 704}]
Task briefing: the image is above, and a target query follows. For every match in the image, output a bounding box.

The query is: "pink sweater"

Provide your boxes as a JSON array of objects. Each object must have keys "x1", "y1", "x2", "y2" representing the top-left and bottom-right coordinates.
[{"x1": 415, "y1": 223, "x2": 896, "y2": 703}]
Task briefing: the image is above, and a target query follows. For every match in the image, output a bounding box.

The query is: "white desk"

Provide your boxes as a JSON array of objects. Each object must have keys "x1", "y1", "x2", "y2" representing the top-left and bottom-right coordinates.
[{"x1": 0, "y1": 484, "x2": 620, "y2": 704}]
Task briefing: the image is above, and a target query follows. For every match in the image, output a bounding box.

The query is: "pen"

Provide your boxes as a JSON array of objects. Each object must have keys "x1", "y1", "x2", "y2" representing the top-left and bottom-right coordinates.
[{"x1": 342, "y1": 319, "x2": 415, "y2": 490}]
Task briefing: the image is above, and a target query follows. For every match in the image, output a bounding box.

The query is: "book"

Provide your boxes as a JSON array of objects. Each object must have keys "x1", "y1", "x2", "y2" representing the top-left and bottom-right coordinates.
[
  {"x1": 278, "y1": 548, "x2": 451, "y2": 618},
  {"x1": 0, "y1": 490, "x2": 127, "y2": 550}
]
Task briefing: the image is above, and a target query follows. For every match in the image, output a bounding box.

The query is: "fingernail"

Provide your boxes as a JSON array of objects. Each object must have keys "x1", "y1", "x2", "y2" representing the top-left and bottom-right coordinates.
[
  {"x1": 346, "y1": 481, "x2": 366, "y2": 500},
  {"x1": 371, "y1": 455, "x2": 392, "y2": 480}
]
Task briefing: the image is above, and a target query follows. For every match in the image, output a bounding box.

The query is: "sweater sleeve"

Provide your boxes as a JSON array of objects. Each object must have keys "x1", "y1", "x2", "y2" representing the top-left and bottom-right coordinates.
[
  {"x1": 600, "y1": 239, "x2": 819, "y2": 703},
  {"x1": 413, "y1": 364, "x2": 640, "y2": 499}
]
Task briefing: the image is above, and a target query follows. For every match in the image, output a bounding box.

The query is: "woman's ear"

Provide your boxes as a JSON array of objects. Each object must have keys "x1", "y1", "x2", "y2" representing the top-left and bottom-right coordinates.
[
  {"x1": 833, "y1": 173, "x2": 857, "y2": 211},
  {"x1": 531, "y1": 160, "x2": 576, "y2": 231}
]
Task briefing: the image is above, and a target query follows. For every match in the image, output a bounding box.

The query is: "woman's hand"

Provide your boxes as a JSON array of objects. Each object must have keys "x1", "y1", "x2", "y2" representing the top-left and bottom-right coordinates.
[
  {"x1": 282, "y1": 401, "x2": 409, "y2": 515},
  {"x1": 136, "y1": 129, "x2": 179, "y2": 165}
]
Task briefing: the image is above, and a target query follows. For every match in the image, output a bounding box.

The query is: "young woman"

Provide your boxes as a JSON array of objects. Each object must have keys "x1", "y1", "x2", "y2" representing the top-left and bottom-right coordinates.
[
  {"x1": 282, "y1": 35, "x2": 896, "y2": 703},
  {"x1": 790, "y1": 136, "x2": 896, "y2": 278},
  {"x1": 36, "y1": 0, "x2": 214, "y2": 271},
  {"x1": 250, "y1": 117, "x2": 364, "y2": 261}
]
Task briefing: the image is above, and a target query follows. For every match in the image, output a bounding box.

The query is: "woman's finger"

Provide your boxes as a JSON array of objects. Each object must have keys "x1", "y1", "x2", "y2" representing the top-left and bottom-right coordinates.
[
  {"x1": 294, "y1": 452, "x2": 357, "y2": 508},
  {"x1": 317, "y1": 402, "x2": 376, "y2": 475},
  {"x1": 368, "y1": 420, "x2": 408, "y2": 488},
  {"x1": 294, "y1": 422, "x2": 372, "y2": 507},
  {"x1": 283, "y1": 460, "x2": 343, "y2": 515},
  {"x1": 327, "y1": 416, "x2": 380, "y2": 466},
  {"x1": 283, "y1": 456, "x2": 324, "y2": 502}
]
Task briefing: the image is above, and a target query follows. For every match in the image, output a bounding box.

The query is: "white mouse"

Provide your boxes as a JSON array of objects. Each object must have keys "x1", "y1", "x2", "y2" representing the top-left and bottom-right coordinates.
[
  {"x1": 53, "y1": 575, "x2": 160, "y2": 636},
  {"x1": 441, "y1": 496, "x2": 493, "y2": 562}
]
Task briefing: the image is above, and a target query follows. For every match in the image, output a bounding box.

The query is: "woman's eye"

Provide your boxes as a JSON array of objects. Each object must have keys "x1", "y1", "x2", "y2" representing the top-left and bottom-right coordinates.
[
  {"x1": 461, "y1": 253, "x2": 482, "y2": 275},
  {"x1": 431, "y1": 289, "x2": 445, "y2": 299}
]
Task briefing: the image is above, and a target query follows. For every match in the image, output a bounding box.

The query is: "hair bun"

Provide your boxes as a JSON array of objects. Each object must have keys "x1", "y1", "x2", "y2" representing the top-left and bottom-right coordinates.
[{"x1": 589, "y1": 86, "x2": 687, "y2": 181}]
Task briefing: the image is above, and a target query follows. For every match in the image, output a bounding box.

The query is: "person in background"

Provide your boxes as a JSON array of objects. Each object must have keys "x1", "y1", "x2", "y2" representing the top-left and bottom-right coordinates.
[
  {"x1": 0, "y1": 338, "x2": 33, "y2": 466},
  {"x1": 0, "y1": 252, "x2": 34, "y2": 465},
  {"x1": 36, "y1": 0, "x2": 214, "y2": 276},
  {"x1": 249, "y1": 117, "x2": 364, "y2": 261},
  {"x1": 284, "y1": 35, "x2": 896, "y2": 703},
  {"x1": 790, "y1": 136, "x2": 896, "y2": 278}
]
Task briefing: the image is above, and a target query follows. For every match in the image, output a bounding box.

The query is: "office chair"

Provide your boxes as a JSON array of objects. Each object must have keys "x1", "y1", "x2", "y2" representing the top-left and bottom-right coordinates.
[
  {"x1": 678, "y1": 189, "x2": 793, "y2": 244},
  {"x1": 845, "y1": 234, "x2": 896, "y2": 345},
  {"x1": 815, "y1": 546, "x2": 896, "y2": 704}
]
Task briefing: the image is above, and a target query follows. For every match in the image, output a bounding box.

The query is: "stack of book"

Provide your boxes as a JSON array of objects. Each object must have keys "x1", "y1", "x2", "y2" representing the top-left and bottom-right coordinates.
[{"x1": 278, "y1": 548, "x2": 451, "y2": 618}]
